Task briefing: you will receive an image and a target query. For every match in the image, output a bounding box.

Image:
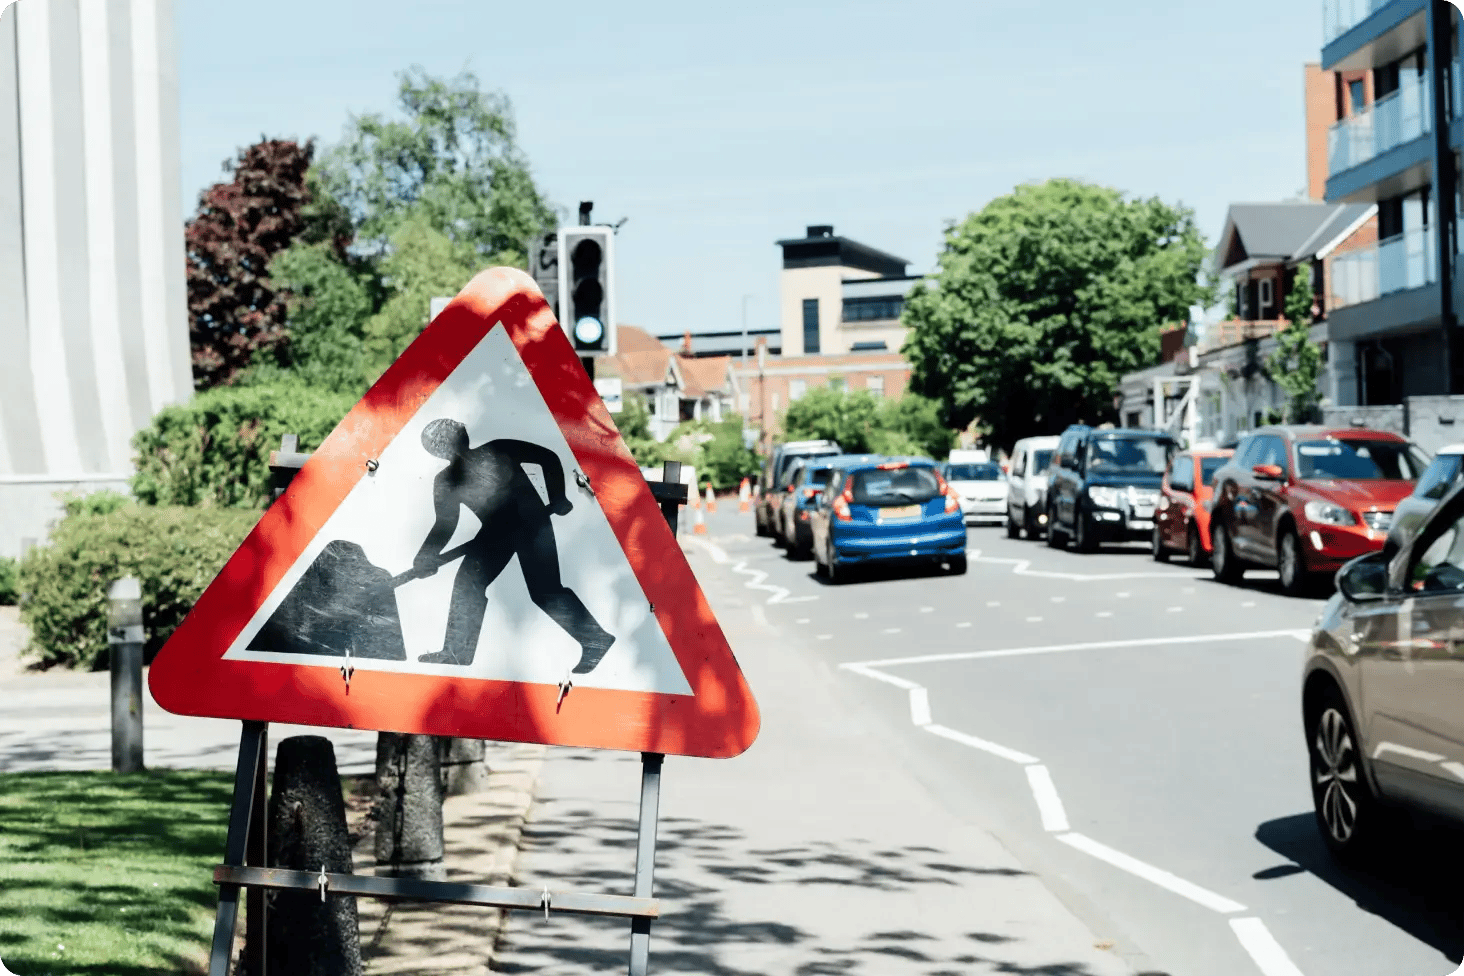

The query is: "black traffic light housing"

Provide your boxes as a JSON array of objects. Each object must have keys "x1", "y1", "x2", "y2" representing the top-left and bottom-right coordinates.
[{"x1": 556, "y1": 226, "x2": 616, "y2": 356}]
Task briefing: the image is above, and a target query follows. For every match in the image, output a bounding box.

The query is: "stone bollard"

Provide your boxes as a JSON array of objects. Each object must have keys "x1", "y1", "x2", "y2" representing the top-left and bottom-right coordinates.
[
  {"x1": 262, "y1": 735, "x2": 362, "y2": 976},
  {"x1": 106, "y1": 578, "x2": 144, "y2": 773},
  {"x1": 437, "y1": 737, "x2": 490, "y2": 796},
  {"x1": 373, "y1": 732, "x2": 446, "y2": 881}
]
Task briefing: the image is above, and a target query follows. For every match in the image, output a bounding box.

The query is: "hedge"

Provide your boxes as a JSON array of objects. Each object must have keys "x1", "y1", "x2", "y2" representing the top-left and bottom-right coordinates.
[
  {"x1": 17, "y1": 503, "x2": 260, "y2": 670},
  {"x1": 130, "y1": 382, "x2": 357, "y2": 509},
  {"x1": 0, "y1": 556, "x2": 17, "y2": 606}
]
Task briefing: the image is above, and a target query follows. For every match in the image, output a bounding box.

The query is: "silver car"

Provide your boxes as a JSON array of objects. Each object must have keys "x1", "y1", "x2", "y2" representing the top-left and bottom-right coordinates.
[
  {"x1": 1303, "y1": 477, "x2": 1464, "y2": 861},
  {"x1": 1390, "y1": 442, "x2": 1463, "y2": 543}
]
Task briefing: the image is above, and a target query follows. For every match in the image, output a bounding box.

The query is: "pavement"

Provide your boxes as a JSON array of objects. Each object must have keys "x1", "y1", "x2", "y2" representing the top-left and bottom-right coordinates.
[{"x1": 0, "y1": 522, "x2": 1140, "y2": 975}]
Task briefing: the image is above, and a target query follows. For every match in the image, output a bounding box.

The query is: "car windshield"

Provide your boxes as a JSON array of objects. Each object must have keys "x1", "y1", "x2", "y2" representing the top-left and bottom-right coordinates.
[
  {"x1": 1032, "y1": 450, "x2": 1053, "y2": 473},
  {"x1": 945, "y1": 463, "x2": 1001, "y2": 481},
  {"x1": 1295, "y1": 438, "x2": 1430, "y2": 481},
  {"x1": 1085, "y1": 437, "x2": 1170, "y2": 475},
  {"x1": 803, "y1": 467, "x2": 833, "y2": 487},
  {"x1": 1200, "y1": 456, "x2": 1228, "y2": 487},
  {"x1": 850, "y1": 466, "x2": 942, "y2": 506}
]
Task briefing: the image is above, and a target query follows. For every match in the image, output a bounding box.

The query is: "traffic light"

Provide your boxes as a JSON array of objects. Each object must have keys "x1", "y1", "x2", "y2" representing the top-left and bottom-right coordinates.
[{"x1": 556, "y1": 226, "x2": 616, "y2": 356}]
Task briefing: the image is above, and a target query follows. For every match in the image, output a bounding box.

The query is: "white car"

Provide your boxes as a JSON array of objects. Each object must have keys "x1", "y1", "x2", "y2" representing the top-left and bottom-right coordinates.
[
  {"x1": 1390, "y1": 442, "x2": 1463, "y2": 542},
  {"x1": 1005, "y1": 435, "x2": 1061, "y2": 539},
  {"x1": 941, "y1": 459, "x2": 1007, "y2": 524}
]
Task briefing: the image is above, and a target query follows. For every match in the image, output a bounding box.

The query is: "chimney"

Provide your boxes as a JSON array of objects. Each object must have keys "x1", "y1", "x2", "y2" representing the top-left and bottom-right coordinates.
[
  {"x1": 1303, "y1": 63, "x2": 1335, "y2": 200},
  {"x1": 807, "y1": 225, "x2": 834, "y2": 238},
  {"x1": 682, "y1": 330, "x2": 692, "y2": 355}
]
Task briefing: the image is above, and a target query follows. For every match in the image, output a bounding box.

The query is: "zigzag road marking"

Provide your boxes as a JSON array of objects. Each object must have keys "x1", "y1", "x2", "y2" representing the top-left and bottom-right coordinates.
[
  {"x1": 685, "y1": 537, "x2": 817, "y2": 606},
  {"x1": 967, "y1": 547, "x2": 1210, "y2": 582}
]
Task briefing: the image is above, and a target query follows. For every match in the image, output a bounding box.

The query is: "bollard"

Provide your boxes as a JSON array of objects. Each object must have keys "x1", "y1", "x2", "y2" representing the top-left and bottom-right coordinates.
[
  {"x1": 437, "y1": 737, "x2": 490, "y2": 796},
  {"x1": 106, "y1": 578, "x2": 144, "y2": 773},
  {"x1": 373, "y1": 732, "x2": 446, "y2": 881}
]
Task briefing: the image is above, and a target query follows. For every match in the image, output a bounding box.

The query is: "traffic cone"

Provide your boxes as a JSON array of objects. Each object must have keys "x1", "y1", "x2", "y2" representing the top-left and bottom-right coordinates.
[
  {"x1": 738, "y1": 478, "x2": 751, "y2": 512},
  {"x1": 705, "y1": 482, "x2": 717, "y2": 513},
  {"x1": 693, "y1": 499, "x2": 707, "y2": 534}
]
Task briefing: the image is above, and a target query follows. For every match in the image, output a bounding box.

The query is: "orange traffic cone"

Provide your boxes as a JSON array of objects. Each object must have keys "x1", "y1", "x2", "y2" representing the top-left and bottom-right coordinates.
[
  {"x1": 738, "y1": 477, "x2": 751, "y2": 512},
  {"x1": 705, "y1": 482, "x2": 717, "y2": 513},
  {"x1": 693, "y1": 499, "x2": 707, "y2": 534}
]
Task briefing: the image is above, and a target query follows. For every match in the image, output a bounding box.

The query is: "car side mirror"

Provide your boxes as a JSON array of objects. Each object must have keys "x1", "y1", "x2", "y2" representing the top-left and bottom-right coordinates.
[
  {"x1": 1336, "y1": 553, "x2": 1388, "y2": 604},
  {"x1": 1252, "y1": 463, "x2": 1284, "y2": 480}
]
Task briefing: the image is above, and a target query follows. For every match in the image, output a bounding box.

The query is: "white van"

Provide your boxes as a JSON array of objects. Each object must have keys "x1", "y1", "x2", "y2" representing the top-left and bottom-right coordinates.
[{"x1": 1005, "y1": 435, "x2": 1061, "y2": 539}]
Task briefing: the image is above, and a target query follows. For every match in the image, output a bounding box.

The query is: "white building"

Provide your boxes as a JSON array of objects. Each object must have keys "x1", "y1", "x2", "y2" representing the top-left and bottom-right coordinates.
[{"x1": 0, "y1": 0, "x2": 191, "y2": 557}]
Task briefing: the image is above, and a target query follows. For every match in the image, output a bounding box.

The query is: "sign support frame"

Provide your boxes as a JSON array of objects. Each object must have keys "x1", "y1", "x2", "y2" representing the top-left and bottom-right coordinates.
[{"x1": 203, "y1": 443, "x2": 689, "y2": 976}]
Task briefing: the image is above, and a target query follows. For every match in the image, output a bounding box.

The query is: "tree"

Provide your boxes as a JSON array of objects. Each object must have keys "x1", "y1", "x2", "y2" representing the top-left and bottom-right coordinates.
[
  {"x1": 1268, "y1": 263, "x2": 1325, "y2": 423},
  {"x1": 185, "y1": 139, "x2": 316, "y2": 389},
  {"x1": 901, "y1": 178, "x2": 1211, "y2": 452},
  {"x1": 781, "y1": 388, "x2": 955, "y2": 458},
  {"x1": 312, "y1": 66, "x2": 554, "y2": 268}
]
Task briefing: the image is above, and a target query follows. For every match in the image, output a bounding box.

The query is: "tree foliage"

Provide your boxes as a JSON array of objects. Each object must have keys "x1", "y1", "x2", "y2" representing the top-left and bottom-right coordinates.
[
  {"x1": 253, "y1": 67, "x2": 555, "y2": 391},
  {"x1": 902, "y1": 179, "x2": 1211, "y2": 452},
  {"x1": 782, "y1": 388, "x2": 955, "y2": 459},
  {"x1": 186, "y1": 139, "x2": 316, "y2": 389},
  {"x1": 1268, "y1": 263, "x2": 1324, "y2": 423}
]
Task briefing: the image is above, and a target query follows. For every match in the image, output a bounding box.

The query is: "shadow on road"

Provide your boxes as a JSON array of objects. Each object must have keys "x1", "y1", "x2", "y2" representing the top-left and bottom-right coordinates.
[{"x1": 1255, "y1": 811, "x2": 1464, "y2": 962}]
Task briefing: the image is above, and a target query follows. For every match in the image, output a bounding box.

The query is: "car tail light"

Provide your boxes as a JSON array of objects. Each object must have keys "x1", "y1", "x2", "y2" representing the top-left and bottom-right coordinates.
[
  {"x1": 833, "y1": 484, "x2": 853, "y2": 522},
  {"x1": 802, "y1": 486, "x2": 820, "y2": 499}
]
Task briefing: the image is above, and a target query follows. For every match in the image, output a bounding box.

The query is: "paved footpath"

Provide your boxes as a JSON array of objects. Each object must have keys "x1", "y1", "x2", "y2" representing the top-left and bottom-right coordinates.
[{"x1": 490, "y1": 537, "x2": 1137, "y2": 976}]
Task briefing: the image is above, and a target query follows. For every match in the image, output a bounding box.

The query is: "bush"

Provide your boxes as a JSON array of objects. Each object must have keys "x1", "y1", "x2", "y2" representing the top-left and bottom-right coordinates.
[
  {"x1": 130, "y1": 382, "x2": 358, "y2": 509},
  {"x1": 17, "y1": 503, "x2": 260, "y2": 670},
  {"x1": 0, "y1": 556, "x2": 17, "y2": 606}
]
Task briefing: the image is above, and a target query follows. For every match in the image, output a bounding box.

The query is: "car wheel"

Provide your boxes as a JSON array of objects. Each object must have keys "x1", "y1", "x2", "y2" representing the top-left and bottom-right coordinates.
[
  {"x1": 946, "y1": 555, "x2": 968, "y2": 575},
  {"x1": 1074, "y1": 512, "x2": 1097, "y2": 553},
  {"x1": 1046, "y1": 506, "x2": 1067, "y2": 549},
  {"x1": 1211, "y1": 521, "x2": 1244, "y2": 583},
  {"x1": 1308, "y1": 686, "x2": 1384, "y2": 862},
  {"x1": 1186, "y1": 524, "x2": 1206, "y2": 567},
  {"x1": 1006, "y1": 512, "x2": 1020, "y2": 539},
  {"x1": 1023, "y1": 505, "x2": 1041, "y2": 540},
  {"x1": 1151, "y1": 523, "x2": 1170, "y2": 562},
  {"x1": 827, "y1": 548, "x2": 843, "y2": 584},
  {"x1": 813, "y1": 542, "x2": 828, "y2": 577},
  {"x1": 1278, "y1": 527, "x2": 1310, "y2": 597},
  {"x1": 754, "y1": 508, "x2": 769, "y2": 537}
]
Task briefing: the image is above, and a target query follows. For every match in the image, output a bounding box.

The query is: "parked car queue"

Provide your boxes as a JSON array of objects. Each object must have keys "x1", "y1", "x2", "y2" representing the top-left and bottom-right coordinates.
[{"x1": 754, "y1": 425, "x2": 1463, "y2": 596}]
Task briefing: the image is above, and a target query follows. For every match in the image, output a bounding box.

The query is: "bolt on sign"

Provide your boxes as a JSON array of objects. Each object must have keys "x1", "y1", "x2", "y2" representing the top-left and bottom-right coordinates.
[{"x1": 148, "y1": 267, "x2": 759, "y2": 759}]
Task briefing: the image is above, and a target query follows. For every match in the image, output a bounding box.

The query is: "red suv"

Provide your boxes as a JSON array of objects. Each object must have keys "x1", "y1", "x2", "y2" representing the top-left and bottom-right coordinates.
[{"x1": 1207, "y1": 426, "x2": 1430, "y2": 595}]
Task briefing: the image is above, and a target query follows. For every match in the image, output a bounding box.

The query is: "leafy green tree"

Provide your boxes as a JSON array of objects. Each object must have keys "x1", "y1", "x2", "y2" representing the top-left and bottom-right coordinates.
[
  {"x1": 1268, "y1": 263, "x2": 1324, "y2": 423},
  {"x1": 783, "y1": 388, "x2": 884, "y2": 452},
  {"x1": 878, "y1": 394, "x2": 955, "y2": 459},
  {"x1": 360, "y1": 217, "x2": 484, "y2": 375},
  {"x1": 251, "y1": 241, "x2": 376, "y2": 396},
  {"x1": 902, "y1": 178, "x2": 1211, "y2": 452}
]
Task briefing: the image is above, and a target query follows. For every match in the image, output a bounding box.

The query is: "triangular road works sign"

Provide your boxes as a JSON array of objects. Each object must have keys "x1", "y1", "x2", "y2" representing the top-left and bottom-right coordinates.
[{"x1": 149, "y1": 268, "x2": 759, "y2": 759}]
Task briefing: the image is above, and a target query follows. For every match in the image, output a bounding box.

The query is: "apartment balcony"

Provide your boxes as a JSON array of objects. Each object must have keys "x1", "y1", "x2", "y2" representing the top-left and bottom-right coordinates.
[
  {"x1": 1329, "y1": 73, "x2": 1431, "y2": 175},
  {"x1": 1329, "y1": 226, "x2": 1437, "y2": 311},
  {"x1": 1322, "y1": 0, "x2": 1427, "y2": 72}
]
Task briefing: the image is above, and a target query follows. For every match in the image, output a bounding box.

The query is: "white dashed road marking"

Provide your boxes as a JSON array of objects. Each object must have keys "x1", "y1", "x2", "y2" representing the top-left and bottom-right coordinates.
[{"x1": 1229, "y1": 917, "x2": 1308, "y2": 976}]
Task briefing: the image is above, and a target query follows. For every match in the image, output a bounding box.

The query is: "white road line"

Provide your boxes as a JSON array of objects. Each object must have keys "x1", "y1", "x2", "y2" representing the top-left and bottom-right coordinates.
[
  {"x1": 908, "y1": 687, "x2": 932, "y2": 726},
  {"x1": 683, "y1": 537, "x2": 818, "y2": 606},
  {"x1": 796, "y1": 618, "x2": 810, "y2": 624},
  {"x1": 1025, "y1": 616, "x2": 1044, "y2": 623},
  {"x1": 1167, "y1": 606, "x2": 1183, "y2": 613},
  {"x1": 841, "y1": 662, "x2": 920, "y2": 690},
  {"x1": 920, "y1": 606, "x2": 934, "y2": 613},
  {"x1": 925, "y1": 724, "x2": 1040, "y2": 764},
  {"x1": 1057, "y1": 833, "x2": 1247, "y2": 914},
  {"x1": 1050, "y1": 596, "x2": 1066, "y2": 603},
  {"x1": 882, "y1": 627, "x2": 902, "y2": 634},
  {"x1": 1242, "y1": 601, "x2": 1256, "y2": 608},
  {"x1": 1230, "y1": 918, "x2": 1307, "y2": 976},
  {"x1": 848, "y1": 628, "x2": 1313, "y2": 669},
  {"x1": 817, "y1": 634, "x2": 832, "y2": 640},
  {"x1": 1025, "y1": 765, "x2": 1070, "y2": 832},
  {"x1": 986, "y1": 601, "x2": 1001, "y2": 607},
  {"x1": 1096, "y1": 611, "x2": 1113, "y2": 618},
  {"x1": 1116, "y1": 592, "x2": 1130, "y2": 598},
  {"x1": 855, "y1": 612, "x2": 870, "y2": 619},
  {"x1": 966, "y1": 549, "x2": 1206, "y2": 582},
  {"x1": 956, "y1": 622, "x2": 972, "y2": 628}
]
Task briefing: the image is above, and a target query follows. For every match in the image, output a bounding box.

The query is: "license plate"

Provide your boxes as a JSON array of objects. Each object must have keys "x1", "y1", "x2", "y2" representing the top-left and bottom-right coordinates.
[{"x1": 881, "y1": 505, "x2": 921, "y2": 520}]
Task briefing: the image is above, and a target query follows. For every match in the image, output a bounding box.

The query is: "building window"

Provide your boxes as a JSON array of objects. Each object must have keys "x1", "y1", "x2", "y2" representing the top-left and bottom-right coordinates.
[
  {"x1": 802, "y1": 298, "x2": 820, "y2": 354},
  {"x1": 842, "y1": 297, "x2": 905, "y2": 322},
  {"x1": 738, "y1": 393, "x2": 749, "y2": 413},
  {"x1": 1258, "y1": 278, "x2": 1273, "y2": 317},
  {"x1": 771, "y1": 393, "x2": 781, "y2": 414},
  {"x1": 868, "y1": 375, "x2": 885, "y2": 398},
  {"x1": 1348, "y1": 78, "x2": 1365, "y2": 115},
  {"x1": 789, "y1": 379, "x2": 806, "y2": 401}
]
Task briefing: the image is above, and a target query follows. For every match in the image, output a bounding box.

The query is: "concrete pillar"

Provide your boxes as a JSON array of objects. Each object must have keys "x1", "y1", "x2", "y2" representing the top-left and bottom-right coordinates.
[
  {"x1": 263, "y1": 735, "x2": 362, "y2": 976},
  {"x1": 373, "y1": 732, "x2": 445, "y2": 881}
]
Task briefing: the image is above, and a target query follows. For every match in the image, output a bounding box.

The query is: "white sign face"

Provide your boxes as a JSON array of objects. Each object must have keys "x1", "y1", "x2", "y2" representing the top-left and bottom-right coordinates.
[{"x1": 223, "y1": 324, "x2": 693, "y2": 696}]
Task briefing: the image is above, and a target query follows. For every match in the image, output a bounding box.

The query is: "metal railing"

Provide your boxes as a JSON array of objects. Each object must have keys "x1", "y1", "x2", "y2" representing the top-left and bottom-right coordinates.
[
  {"x1": 1328, "y1": 73, "x2": 1431, "y2": 175},
  {"x1": 1323, "y1": 0, "x2": 1393, "y2": 44},
  {"x1": 1329, "y1": 226, "x2": 1437, "y2": 310}
]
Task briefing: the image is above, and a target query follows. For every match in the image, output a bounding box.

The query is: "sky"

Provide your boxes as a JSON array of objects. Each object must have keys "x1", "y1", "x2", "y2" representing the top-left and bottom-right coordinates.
[{"x1": 177, "y1": 0, "x2": 1326, "y2": 341}]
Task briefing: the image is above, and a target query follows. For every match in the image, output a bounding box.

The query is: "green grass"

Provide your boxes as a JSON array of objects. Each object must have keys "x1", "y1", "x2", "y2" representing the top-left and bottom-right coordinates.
[{"x1": 0, "y1": 769, "x2": 234, "y2": 975}]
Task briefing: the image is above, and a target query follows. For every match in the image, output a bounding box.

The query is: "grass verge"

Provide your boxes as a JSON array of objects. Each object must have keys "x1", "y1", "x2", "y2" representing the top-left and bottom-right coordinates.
[{"x1": 0, "y1": 769, "x2": 232, "y2": 976}]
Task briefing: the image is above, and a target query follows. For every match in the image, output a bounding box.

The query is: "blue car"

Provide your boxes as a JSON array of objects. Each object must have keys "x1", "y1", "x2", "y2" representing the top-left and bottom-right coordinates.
[{"x1": 809, "y1": 457, "x2": 969, "y2": 583}]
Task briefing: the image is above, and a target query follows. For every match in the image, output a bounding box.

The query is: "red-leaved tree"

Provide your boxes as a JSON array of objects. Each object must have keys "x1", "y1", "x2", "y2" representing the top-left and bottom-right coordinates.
[{"x1": 185, "y1": 139, "x2": 315, "y2": 389}]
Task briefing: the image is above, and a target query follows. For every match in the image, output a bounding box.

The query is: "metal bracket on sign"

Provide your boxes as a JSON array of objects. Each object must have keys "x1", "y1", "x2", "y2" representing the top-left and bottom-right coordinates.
[
  {"x1": 574, "y1": 469, "x2": 594, "y2": 496},
  {"x1": 540, "y1": 884, "x2": 552, "y2": 920},
  {"x1": 557, "y1": 672, "x2": 574, "y2": 708},
  {"x1": 340, "y1": 646, "x2": 355, "y2": 692},
  {"x1": 318, "y1": 864, "x2": 329, "y2": 902}
]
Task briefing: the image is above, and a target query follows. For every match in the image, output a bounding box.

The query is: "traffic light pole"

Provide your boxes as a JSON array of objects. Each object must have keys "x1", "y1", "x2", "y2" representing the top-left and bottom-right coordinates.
[{"x1": 581, "y1": 356, "x2": 595, "y2": 381}]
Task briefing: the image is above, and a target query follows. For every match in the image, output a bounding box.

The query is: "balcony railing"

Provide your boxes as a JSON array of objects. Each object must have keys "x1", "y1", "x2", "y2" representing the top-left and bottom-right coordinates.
[
  {"x1": 1323, "y1": 0, "x2": 1393, "y2": 44},
  {"x1": 1328, "y1": 73, "x2": 1431, "y2": 175},
  {"x1": 1329, "y1": 226, "x2": 1437, "y2": 310}
]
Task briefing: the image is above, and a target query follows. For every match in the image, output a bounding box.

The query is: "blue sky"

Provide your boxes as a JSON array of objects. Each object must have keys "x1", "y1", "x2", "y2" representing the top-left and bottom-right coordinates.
[{"x1": 178, "y1": 0, "x2": 1324, "y2": 340}]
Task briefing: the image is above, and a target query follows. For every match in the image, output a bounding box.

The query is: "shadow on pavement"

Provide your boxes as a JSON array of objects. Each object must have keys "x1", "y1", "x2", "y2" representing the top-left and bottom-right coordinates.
[
  {"x1": 1255, "y1": 811, "x2": 1464, "y2": 963},
  {"x1": 490, "y1": 799, "x2": 1115, "y2": 976}
]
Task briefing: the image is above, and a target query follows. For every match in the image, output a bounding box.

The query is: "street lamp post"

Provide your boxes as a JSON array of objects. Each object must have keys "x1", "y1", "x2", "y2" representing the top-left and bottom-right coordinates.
[{"x1": 741, "y1": 295, "x2": 753, "y2": 366}]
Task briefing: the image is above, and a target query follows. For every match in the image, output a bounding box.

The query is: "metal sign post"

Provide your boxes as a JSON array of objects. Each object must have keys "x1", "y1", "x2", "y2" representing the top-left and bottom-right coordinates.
[{"x1": 203, "y1": 448, "x2": 690, "y2": 975}]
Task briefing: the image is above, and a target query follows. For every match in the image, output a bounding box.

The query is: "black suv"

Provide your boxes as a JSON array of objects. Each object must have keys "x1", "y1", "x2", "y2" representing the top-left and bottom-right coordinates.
[{"x1": 1045, "y1": 425, "x2": 1177, "y2": 553}]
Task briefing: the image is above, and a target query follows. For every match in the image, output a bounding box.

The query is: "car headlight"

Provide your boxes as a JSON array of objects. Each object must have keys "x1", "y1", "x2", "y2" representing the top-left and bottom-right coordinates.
[
  {"x1": 1088, "y1": 486, "x2": 1121, "y2": 508},
  {"x1": 1303, "y1": 500, "x2": 1357, "y2": 526}
]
